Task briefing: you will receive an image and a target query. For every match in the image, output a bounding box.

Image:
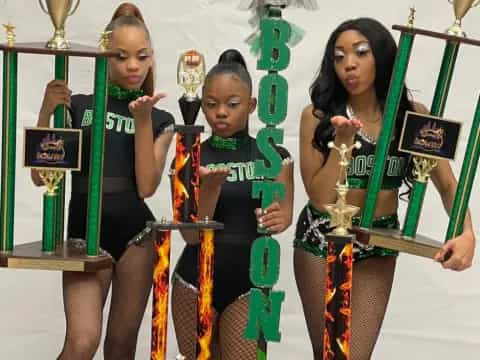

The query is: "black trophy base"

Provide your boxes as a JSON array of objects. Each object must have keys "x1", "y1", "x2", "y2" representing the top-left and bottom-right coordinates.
[{"x1": 352, "y1": 227, "x2": 443, "y2": 259}]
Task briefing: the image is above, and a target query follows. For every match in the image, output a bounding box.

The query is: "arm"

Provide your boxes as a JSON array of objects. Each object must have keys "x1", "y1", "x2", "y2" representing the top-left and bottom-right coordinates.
[
  {"x1": 130, "y1": 94, "x2": 173, "y2": 198},
  {"x1": 31, "y1": 80, "x2": 72, "y2": 186},
  {"x1": 255, "y1": 160, "x2": 294, "y2": 234},
  {"x1": 299, "y1": 105, "x2": 361, "y2": 211},
  {"x1": 414, "y1": 102, "x2": 475, "y2": 270}
]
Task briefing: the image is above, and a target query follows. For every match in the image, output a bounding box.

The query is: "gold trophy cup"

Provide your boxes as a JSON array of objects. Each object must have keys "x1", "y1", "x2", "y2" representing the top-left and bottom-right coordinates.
[
  {"x1": 447, "y1": 0, "x2": 479, "y2": 36},
  {"x1": 39, "y1": 0, "x2": 80, "y2": 49}
]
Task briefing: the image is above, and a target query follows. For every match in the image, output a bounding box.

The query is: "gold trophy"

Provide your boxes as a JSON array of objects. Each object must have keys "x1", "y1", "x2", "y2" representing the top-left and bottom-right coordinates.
[
  {"x1": 39, "y1": 0, "x2": 80, "y2": 49},
  {"x1": 447, "y1": 0, "x2": 479, "y2": 36}
]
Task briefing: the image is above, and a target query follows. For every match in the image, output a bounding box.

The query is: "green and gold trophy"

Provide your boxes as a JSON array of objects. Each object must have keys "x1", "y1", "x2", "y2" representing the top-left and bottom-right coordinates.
[
  {"x1": 354, "y1": 3, "x2": 480, "y2": 258},
  {"x1": 0, "y1": 2, "x2": 114, "y2": 271}
]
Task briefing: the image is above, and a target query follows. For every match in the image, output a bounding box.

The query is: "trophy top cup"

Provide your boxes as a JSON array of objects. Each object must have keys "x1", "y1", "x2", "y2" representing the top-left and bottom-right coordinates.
[
  {"x1": 447, "y1": 0, "x2": 479, "y2": 37},
  {"x1": 177, "y1": 49, "x2": 206, "y2": 100},
  {"x1": 39, "y1": 0, "x2": 80, "y2": 49}
]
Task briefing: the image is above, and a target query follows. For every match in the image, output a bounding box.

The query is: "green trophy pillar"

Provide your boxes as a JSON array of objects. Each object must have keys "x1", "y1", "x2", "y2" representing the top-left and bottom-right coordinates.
[
  {"x1": 446, "y1": 96, "x2": 480, "y2": 240},
  {"x1": 86, "y1": 57, "x2": 108, "y2": 256},
  {"x1": 361, "y1": 32, "x2": 415, "y2": 228},
  {"x1": 53, "y1": 55, "x2": 69, "y2": 248},
  {"x1": 42, "y1": 192, "x2": 57, "y2": 253},
  {"x1": 430, "y1": 41, "x2": 459, "y2": 117},
  {"x1": 1, "y1": 50, "x2": 18, "y2": 253}
]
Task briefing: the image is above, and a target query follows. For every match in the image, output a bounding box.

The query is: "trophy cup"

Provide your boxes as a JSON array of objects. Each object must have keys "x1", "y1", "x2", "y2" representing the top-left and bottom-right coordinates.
[
  {"x1": 447, "y1": 0, "x2": 479, "y2": 36},
  {"x1": 39, "y1": 0, "x2": 80, "y2": 49},
  {"x1": 353, "y1": 7, "x2": 480, "y2": 259}
]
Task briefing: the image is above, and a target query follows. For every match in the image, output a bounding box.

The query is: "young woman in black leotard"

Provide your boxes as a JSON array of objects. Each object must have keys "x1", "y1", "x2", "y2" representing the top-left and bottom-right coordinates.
[
  {"x1": 171, "y1": 49, "x2": 294, "y2": 360},
  {"x1": 31, "y1": 3, "x2": 174, "y2": 359},
  {"x1": 294, "y1": 18, "x2": 475, "y2": 359}
]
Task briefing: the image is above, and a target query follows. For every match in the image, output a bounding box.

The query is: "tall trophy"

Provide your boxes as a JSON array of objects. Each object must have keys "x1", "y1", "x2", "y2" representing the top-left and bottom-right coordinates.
[
  {"x1": 323, "y1": 141, "x2": 361, "y2": 360},
  {"x1": 148, "y1": 50, "x2": 223, "y2": 360},
  {"x1": 353, "y1": 6, "x2": 480, "y2": 258},
  {"x1": 39, "y1": 0, "x2": 80, "y2": 49}
]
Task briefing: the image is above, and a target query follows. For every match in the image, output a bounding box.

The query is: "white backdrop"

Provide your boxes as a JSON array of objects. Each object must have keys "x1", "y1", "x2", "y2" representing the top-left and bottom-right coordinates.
[{"x1": 0, "y1": 1, "x2": 479, "y2": 359}]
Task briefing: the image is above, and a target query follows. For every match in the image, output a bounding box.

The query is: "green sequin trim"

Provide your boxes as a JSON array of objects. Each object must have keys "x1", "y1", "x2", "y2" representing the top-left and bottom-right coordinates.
[
  {"x1": 294, "y1": 203, "x2": 399, "y2": 260},
  {"x1": 347, "y1": 176, "x2": 402, "y2": 190},
  {"x1": 108, "y1": 83, "x2": 144, "y2": 102},
  {"x1": 208, "y1": 134, "x2": 249, "y2": 150}
]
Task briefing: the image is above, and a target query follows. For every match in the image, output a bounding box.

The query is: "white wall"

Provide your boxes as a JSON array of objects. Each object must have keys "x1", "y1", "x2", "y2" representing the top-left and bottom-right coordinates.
[{"x1": 0, "y1": 1, "x2": 479, "y2": 359}]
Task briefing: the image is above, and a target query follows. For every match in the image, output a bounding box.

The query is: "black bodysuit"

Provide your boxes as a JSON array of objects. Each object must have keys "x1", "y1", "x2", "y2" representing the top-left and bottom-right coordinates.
[
  {"x1": 67, "y1": 94, "x2": 174, "y2": 261},
  {"x1": 174, "y1": 135, "x2": 291, "y2": 312}
]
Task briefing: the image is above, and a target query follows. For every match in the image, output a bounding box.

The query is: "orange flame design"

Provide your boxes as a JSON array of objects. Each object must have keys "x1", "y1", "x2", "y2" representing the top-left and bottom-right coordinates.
[
  {"x1": 197, "y1": 229, "x2": 215, "y2": 360},
  {"x1": 151, "y1": 230, "x2": 172, "y2": 360},
  {"x1": 190, "y1": 134, "x2": 201, "y2": 222},
  {"x1": 173, "y1": 133, "x2": 190, "y2": 223},
  {"x1": 324, "y1": 241, "x2": 353, "y2": 359}
]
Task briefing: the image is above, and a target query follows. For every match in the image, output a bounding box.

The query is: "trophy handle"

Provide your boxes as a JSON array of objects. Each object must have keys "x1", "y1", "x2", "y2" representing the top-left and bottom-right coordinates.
[
  {"x1": 38, "y1": 0, "x2": 49, "y2": 15},
  {"x1": 69, "y1": 0, "x2": 81, "y2": 16}
]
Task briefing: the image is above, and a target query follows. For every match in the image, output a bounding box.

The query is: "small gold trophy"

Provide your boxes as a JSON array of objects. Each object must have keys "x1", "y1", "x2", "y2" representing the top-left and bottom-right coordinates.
[
  {"x1": 323, "y1": 141, "x2": 362, "y2": 235},
  {"x1": 39, "y1": 0, "x2": 80, "y2": 49},
  {"x1": 447, "y1": 0, "x2": 479, "y2": 36},
  {"x1": 177, "y1": 50, "x2": 206, "y2": 100},
  {"x1": 2, "y1": 22, "x2": 16, "y2": 47}
]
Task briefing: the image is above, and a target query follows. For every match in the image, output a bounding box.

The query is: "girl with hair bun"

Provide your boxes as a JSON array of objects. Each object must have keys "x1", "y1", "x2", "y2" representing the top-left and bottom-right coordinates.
[
  {"x1": 31, "y1": 3, "x2": 174, "y2": 359},
  {"x1": 171, "y1": 49, "x2": 294, "y2": 359}
]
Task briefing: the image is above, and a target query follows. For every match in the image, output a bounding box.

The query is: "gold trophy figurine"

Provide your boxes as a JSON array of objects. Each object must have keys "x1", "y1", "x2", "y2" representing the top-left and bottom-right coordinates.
[
  {"x1": 323, "y1": 141, "x2": 362, "y2": 235},
  {"x1": 3, "y1": 22, "x2": 16, "y2": 47},
  {"x1": 177, "y1": 50, "x2": 206, "y2": 100},
  {"x1": 39, "y1": 0, "x2": 80, "y2": 49},
  {"x1": 447, "y1": 0, "x2": 479, "y2": 36}
]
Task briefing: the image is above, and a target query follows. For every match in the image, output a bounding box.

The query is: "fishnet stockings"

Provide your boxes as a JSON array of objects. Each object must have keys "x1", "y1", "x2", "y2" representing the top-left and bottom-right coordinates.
[
  {"x1": 294, "y1": 248, "x2": 396, "y2": 360},
  {"x1": 172, "y1": 278, "x2": 256, "y2": 359}
]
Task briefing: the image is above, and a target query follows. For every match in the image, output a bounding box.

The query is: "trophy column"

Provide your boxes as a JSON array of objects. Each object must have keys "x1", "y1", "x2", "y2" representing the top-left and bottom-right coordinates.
[
  {"x1": 322, "y1": 142, "x2": 361, "y2": 360},
  {"x1": 149, "y1": 50, "x2": 223, "y2": 360},
  {"x1": 53, "y1": 54, "x2": 69, "y2": 248},
  {"x1": 0, "y1": 27, "x2": 18, "y2": 253}
]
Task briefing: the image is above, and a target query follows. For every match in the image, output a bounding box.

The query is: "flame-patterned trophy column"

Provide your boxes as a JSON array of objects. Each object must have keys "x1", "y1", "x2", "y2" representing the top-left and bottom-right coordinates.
[
  {"x1": 323, "y1": 141, "x2": 361, "y2": 360},
  {"x1": 149, "y1": 50, "x2": 223, "y2": 360},
  {"x1": 173, "y1": 50, "x2": 204, "y2": 223}
]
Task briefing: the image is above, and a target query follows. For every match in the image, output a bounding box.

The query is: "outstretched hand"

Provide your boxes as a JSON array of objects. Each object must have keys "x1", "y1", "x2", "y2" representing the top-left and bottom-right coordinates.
[
  {"x1": 129, "y1": 93, "x2": 166, "y2": 119},
  {"x1": 331, "y1": 115, "x2": 362, "y2": 142},
  {"x1": 199, "y1": 166, "x2": 231, "y2": 190}
]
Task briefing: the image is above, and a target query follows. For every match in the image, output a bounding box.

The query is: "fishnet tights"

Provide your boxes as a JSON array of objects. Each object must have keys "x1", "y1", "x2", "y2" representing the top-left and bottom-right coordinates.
[
  {"x1": 172, "y1": 278, "x2": 256, "y2": 359},
  {"x1": 294, "y1": 248, "x2": 396, "y2": 360}
]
